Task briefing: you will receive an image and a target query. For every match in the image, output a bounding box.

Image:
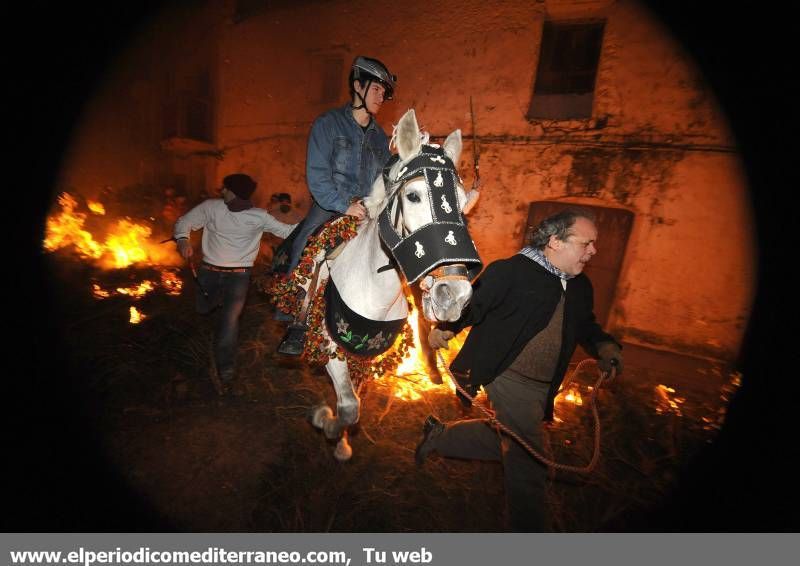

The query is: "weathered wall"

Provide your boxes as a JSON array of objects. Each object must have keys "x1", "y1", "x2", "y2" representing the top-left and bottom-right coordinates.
[
  {"x1": 56, "y1": 3, "x2": 222, "y2": 204},
  {"x1": 56, "y1": 0, "x2": 755, "y2": 361},
  {"x1": 216, "y1": 0, "x2": 755, "y2": 360}
]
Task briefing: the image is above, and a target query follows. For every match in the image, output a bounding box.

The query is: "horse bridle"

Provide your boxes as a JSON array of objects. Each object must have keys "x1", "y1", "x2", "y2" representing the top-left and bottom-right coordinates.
[{"x1": 378, "y1": 144, "x2": 482, "y2": 286}]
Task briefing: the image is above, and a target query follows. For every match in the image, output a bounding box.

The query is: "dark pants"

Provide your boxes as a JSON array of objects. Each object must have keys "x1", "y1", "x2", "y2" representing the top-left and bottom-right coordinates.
[
  {"x1": 432, "y1": 371, "x2": 550, "y2": 531},
  {"x1": 196, "y1": 266, "x2": 251, "y2": 378},
  {"x1": 287, "y1": 202, "x2": 335, "y2": 274}
]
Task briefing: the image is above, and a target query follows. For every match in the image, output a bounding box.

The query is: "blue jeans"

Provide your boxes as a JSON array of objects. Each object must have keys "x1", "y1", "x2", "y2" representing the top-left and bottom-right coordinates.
[
  {"x1": 287, "y1": 202, "x2": 336, "y2": 274},
  {"x1": 196, "y1": 266, "x2": 251, "y2": 378}
]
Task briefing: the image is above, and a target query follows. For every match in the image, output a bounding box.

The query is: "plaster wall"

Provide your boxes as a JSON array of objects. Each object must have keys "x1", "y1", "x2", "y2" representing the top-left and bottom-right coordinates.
[
  {"x1": 54, "y1": 0, "x2": 756, "y2": 361},
  {"x1": 216, "y1": 0, "x2": 755, "y2": 360}
]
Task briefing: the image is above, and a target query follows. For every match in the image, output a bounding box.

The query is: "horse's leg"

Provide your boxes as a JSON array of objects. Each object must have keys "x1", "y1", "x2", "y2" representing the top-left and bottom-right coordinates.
[{"x1": 310, "y1": 357, "x2": 360, "y2": 461}]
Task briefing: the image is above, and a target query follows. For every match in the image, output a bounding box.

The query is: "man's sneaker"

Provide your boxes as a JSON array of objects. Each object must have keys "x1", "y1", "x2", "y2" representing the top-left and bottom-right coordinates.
[{"x1": 414, "y1": 415, "x2": 445, "y2": 466}]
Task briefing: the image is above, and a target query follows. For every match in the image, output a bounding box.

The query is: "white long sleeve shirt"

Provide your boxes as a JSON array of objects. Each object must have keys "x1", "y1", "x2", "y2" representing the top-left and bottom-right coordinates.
[{"x1": 174, "y1": 199, "x2": 296, "y2": 267}]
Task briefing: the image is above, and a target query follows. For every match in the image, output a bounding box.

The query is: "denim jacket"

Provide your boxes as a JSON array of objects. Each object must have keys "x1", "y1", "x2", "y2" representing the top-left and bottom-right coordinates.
[{"x1": 306, "y1": 103, "x2": 391, "y2": 213}]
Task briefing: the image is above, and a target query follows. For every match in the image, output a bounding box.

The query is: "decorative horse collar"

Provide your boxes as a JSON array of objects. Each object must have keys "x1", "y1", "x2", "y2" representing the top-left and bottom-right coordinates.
[
  {"x1": 378, "y1": 144, "x2": 482, "y2": 283},
  {"x1": 325, "y1": 279, "x2": 406, "y2": 357}
]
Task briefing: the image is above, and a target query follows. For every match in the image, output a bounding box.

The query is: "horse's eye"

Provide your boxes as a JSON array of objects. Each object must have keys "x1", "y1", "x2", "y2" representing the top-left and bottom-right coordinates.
[{"x1": 406, "y1": 191, "x2": 421, "y2": 203}]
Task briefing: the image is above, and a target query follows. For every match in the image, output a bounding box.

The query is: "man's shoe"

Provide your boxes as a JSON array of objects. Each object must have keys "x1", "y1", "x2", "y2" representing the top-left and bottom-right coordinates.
[
  {"x1": 414, "y1": 415, "x2": 445, "y2": 466},
  {"x1": 216, "y1": 369, "x2": 236, "y2": 396},
  {"x1": 277, "y1": 323, "x2": 308, "y2": 356}
]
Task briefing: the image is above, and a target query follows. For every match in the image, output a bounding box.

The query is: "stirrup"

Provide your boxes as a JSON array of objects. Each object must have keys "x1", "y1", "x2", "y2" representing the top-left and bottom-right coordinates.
[{"x1": 277, "y1": 322, "x2": 308, "y2": 356}]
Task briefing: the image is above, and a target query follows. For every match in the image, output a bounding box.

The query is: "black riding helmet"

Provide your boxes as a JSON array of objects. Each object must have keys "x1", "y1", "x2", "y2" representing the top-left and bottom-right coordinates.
[{"x1": 349, "y1": 56, "x2": 396, "y2": 111}]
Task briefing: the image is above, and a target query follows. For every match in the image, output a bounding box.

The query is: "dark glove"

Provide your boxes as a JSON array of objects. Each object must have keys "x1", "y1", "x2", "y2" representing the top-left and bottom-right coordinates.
[{"x1": 597, "y1": 342, "x2": 623, "y2": 375}]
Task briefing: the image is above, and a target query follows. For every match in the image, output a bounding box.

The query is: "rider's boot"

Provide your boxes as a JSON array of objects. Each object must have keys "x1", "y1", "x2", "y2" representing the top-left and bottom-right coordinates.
[
  {"x1": 277, "y1": 320, "x2": 308, "y2": 356},
  {"x1": 277, "y1": 288, "x2": 308, "y2": 356}
]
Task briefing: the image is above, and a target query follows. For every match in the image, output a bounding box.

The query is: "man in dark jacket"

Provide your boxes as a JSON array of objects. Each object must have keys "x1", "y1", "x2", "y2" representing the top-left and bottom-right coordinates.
[{"x1": 415, "y1": 208, "x2": 623, "y2": 531}]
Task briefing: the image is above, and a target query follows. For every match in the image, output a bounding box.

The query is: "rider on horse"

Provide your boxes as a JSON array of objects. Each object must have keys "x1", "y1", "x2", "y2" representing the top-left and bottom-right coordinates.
[{"x1": 277, "y1": 56, "x2": 397, "y2": 354}]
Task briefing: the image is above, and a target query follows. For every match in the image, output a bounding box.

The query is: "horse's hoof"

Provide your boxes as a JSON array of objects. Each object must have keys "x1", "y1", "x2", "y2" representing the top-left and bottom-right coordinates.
[
  {"x1": 309, "y1": 404, "x2": 333, "y2": 429},
  {"x1": 333, "y1": 438, "x2": 352, "y2": 462}
]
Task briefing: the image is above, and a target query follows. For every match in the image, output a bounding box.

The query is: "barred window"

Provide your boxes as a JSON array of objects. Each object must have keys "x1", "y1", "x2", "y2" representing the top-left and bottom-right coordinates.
[{"x1": 527, "y1": 20, "x2": 605, "y2": 120}]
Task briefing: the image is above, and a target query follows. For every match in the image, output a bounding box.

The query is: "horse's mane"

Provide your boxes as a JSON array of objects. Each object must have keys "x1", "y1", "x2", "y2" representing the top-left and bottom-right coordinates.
[
  {"x1": 364, "y1": 127, "x2": 432, "y2": 219},
  {"x1": 363, "y1": 173, "x2": 389, "y2": 219}
]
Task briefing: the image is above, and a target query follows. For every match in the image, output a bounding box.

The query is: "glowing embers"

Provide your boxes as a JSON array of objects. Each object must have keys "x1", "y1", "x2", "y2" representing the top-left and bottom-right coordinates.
[
  {"x1": 654, "y1": 384, "x2": 685, "y2": 416},
  {"x1": 160, "y1": 269, "x2": 183, "y2": 296},
  {"x1": 562, "y1": 382, "x2": 584, "y2": 407},
  {"x1": 552, "y1": 380, "x2": 590, "y2": 423},
  {"x1": 43, "y1": 192, "x2": 181, "y2": 269},
  {"x1": 87, "y1": 200, "x2": 106, "y2": 215},
  {"x1": 90, "y1": 269, "x2": 183, "y2": 301},
  {"x1": 701, "y1": 370, "x2": 742, "y2": 432},
  {"x1": 91, "y1": 283, "x2": 111, "y2": 299},
  {"x1": 129, "y1": 306, "x2": 146, "y2": 324},
  {"x1": 91, "y1": 279, "x2": 155, "y2": 299}
]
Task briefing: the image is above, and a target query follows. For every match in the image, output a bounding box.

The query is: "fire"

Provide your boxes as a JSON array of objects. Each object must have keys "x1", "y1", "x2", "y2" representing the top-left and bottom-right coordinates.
[
  {"x1": 46, "y1": 192, "x2": 185, "y2": 320},
  {"x1": 91, "y1": 270, "x2": 183, "y2": 300},
  {"x1": 91, "y1": 283, "x2": 111, "y2": 299},
  {"x1": 44, "y1": 193, "x2": 103, "y2": 259},
  {"x1": 105, "y1": 220, "x2": 152, "y2": 268},
  {"x1": 87, "y1": 200, "x2": 106, "y2": 215},
  {"x1": 655, "y1": 384, "x2": 685, "y2": 416},
  {"x1": 129, "y1": 306, "x2": 146, "y2": 324},
  {"x1": 160, "y1": 269, "x2": 183, "y2": 296},
  {"x1": 43, "y1": 192, "x2": 182, "y2": 269},
  {"x1": 116, "y1": 280, "x2": 156, "y2": 298},
  {"x1": 375, "y1": 293, "x2": 461, "y2": 401},
  {"x1": 562, "y1": 383, "x2": 583, "y2": 406}
]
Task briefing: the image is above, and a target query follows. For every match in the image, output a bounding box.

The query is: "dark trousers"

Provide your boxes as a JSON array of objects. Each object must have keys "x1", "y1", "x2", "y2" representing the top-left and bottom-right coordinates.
[
  {"x1": 287, "y1": 202, "x2": 335, "y2": 274},
  {"x1": 433, "y1": 371, "x2": 550, "y2": 531},
  {"x1": 196, "y1": 266, "x2": 251, "y2": 378}
]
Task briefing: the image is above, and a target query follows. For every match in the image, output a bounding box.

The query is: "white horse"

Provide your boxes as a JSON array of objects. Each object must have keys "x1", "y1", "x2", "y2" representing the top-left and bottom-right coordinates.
[{"x1": 298, "y1": 109, "x2": 480, "y2": 460}]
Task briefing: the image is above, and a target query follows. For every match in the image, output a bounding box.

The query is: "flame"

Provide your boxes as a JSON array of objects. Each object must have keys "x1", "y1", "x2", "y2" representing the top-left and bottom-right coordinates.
[
  {"x1": 563, "y1": 384, "x2": 583, "y2": 406},
  {"x1": 105, "y1": 220, "x2": 152, "y2": 268},
  {"x1": 655, "y1": 384, "x2": 685, "y2": 416},
  {"x1": 43, "y1": 192, "x2": 182, "y2": 269},
  {"x1": 160, "y1": 269, "x2": 183, "y2": 296},
  {"x1": 91, "y1": 270, "x2": 183, "y2": 300},
  {"x1": 44, "y1": 193, "x2": 103, "y2": 259},
  {"x1": 129, "y1": 306, "x2": 146, "y2": 324},
  {"x1": 91, "y1": 283, "x2": 110, "y2": 299},
  {"x1": 45, "y1": 193, "x2": 185, "y2": 319},
  {"x1": 87, "y1": 200, "x2": 106, "y2": 215},
  {"x1": 554, "y1": 380, "x2": 585, "y2": 412},
  {"x1": 374, "y1": 293, "x2": 464, "y2": 401},
  {"x1": 116, "y1": 280, "x2": 155, "y2": 298}
]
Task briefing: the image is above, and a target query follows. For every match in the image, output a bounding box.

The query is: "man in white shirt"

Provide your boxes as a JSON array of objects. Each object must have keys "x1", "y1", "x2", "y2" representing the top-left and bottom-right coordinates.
[{"x1": 174, "y1": 173, "x2": 296, "y2": 391}]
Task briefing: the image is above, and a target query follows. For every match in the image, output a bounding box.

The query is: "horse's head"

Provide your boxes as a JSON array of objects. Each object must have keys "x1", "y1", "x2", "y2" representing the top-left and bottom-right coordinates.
[{"x1": 366, "y1": 109, "x2": 482, "y2": 323}]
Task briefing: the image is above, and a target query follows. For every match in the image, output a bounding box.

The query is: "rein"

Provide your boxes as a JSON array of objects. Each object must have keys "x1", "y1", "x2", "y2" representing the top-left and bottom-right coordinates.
[{"x1": 436, "y1": 351, "x2": 617, "y2": 474}]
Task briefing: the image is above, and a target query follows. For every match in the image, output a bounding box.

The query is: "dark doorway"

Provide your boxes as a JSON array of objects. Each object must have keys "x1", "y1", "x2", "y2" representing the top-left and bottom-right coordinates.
[{"x1": 523, "y1": 202, "x2": 633, "y2": 327}]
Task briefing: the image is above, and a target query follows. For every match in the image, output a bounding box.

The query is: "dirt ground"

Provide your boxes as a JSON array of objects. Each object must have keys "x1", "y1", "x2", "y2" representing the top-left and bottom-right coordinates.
[{"x1": 25, "y1": 257, "x2": 741, "y2": 532}]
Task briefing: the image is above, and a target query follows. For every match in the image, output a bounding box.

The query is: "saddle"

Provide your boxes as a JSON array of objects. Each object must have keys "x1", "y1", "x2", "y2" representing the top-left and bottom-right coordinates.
[{"x1": 272, "y1": 214, "x2": 349, "y2": 275}]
